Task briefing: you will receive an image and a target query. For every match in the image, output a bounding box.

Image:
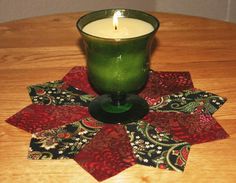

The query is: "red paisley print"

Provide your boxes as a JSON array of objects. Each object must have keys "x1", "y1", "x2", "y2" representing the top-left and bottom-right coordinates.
[
  {"x1": 74, "y1": 124, "x2": 136, "y2": 181},
  {"x1": 62, "y1": 66, "x2": 97, "y2": 95},
  {"x1": 6, "y1": 104, "x2": 90, "y2": 133},
  {"x1": 140, "y1": 71, "x2": 194, "y2": 100},
  {"x1": 143, "y1": 110, "x2": 229, "y2": 144}
]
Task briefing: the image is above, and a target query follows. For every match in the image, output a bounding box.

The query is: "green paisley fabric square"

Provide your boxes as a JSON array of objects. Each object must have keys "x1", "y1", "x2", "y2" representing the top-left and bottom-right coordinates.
[
  {"x1": 125, "y1": 121, "x2": 190, "y2": 172},
  {"x1": 28, "y1": 80, "x2": 94, "y2": 106},
  {"x1": 149, "y1": 89, "x2": 226, "y2": 115},
  {"x1": 28, "y1": 118, "x2": 103, "y2": 160}
]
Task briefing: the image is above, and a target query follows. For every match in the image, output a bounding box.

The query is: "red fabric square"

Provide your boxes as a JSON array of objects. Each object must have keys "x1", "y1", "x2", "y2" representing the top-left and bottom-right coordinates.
[
  {"x1": 6, "y1": 104, "x2": 90, "y2": 133},
  {"x1": 140, "y1": 71, "x2": 194, "y2": 99},
  {"x1": 74, "y1": 124, "x2": 136, "y2": 181},
  {"x1": 63, "y1": 66, "x2": 96, "y2": 95},
  {"x1": 143, "y1": 110, "x2": 229, "y2": 144}
]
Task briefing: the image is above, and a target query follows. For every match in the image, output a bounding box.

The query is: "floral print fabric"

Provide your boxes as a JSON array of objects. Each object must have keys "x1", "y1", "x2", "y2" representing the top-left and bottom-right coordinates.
[
  {"x1": 28, "y1": 118, "x2": 103, "y2": 159},
  {"x1": 149, "y1": 89, "x2": 226, "y2": 115},
  {"x1": 28, "y1": 80, "x2": 94, "y2": 106},
  {"x1": 125, "y1": 121, "x2": 190, "y2": 172}
]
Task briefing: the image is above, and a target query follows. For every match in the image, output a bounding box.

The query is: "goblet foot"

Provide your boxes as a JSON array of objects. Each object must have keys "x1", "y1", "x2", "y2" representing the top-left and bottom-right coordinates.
[{"x1": 88, "y1": 94, "x2": 149, "y2": 124}]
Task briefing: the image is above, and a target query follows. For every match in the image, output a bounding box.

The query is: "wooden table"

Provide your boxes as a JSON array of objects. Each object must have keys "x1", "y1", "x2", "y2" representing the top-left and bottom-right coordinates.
[{"x1": 0, "y1": 12, "x2": 236, "y2": 183}]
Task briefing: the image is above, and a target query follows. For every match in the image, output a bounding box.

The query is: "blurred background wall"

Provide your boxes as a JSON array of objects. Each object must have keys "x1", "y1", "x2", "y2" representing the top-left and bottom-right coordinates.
[{"x1": 0, "y1": 0, "x2": 235, "y2": 23}]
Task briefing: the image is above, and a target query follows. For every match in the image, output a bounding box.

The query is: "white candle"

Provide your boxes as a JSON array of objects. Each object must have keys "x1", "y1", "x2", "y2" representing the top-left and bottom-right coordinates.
[{"x1": 82, "y1": 17, "x2": 154, "y2": 39}]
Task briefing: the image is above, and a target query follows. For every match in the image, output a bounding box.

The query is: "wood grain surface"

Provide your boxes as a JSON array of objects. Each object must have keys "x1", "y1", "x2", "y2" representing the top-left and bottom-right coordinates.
[{"x1": 0, "y1": 12, "x2": 236, "y2": 183}]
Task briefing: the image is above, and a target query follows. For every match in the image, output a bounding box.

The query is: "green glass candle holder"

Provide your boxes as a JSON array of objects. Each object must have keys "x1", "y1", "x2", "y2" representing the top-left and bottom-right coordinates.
[{"x1": 77, "y1": 9, "x2": 159, "y2": 123}]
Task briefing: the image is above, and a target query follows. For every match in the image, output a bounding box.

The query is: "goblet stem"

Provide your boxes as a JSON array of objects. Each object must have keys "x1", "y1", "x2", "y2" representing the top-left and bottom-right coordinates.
[
  {"x1": 89, "y1": 94, "x2": 149, "y2": 124},
  {"x1": 101, "y1": 94, "x2": 133, "y2": 114},
  {"x1": 111, "y1": 94, "x2": 126, "y2": 106}
]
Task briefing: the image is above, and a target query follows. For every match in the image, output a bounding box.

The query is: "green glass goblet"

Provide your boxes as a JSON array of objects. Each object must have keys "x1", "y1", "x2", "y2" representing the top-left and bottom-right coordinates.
[{"x1": 77, "y1": 9, "x2": 159, "y2": 123}]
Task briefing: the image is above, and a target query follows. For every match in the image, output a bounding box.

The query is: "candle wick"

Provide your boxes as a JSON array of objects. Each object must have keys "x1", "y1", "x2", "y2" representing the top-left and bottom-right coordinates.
[{"x1": 115, "y1": 25, "x2": 117, "y2": 30}]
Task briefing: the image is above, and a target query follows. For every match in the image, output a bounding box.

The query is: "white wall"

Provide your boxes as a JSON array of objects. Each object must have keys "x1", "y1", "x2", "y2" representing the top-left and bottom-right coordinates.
[
  {"x1": 0, "y1": 0, "x2": 235, "y2": 23},
  {"x1": 155, "y1": 0, "x2": 230, "y2": 21}
]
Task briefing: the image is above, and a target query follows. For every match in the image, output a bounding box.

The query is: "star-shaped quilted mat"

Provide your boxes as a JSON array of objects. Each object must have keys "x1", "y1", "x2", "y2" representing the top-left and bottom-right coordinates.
[{"x1": 6, "y1": 66, "x2": 229, "y2": 182}]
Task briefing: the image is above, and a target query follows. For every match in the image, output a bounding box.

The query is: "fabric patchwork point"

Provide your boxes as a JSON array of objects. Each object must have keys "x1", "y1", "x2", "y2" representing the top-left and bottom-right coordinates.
[
  {"x1": 28, "y1": 118, "x2": 103, "y2": 159},
  {"x1": 6, "y1": 104, "x2": 90, "y2": 133},
  {"x1": 125, "y1": 121, "x2": 190, "y2": 172},
  {"x1": 143, "y1": 110, "x2": 229, "y2": 144},
  {"x1": 74, "y1": 124, "x2": 136, "y2": 181},
  {"x1": 28, "y1": 80, "x2": 94, "y2": 107},
  {"x1": 149, "y1": 89, "x2": 226, "y2": 115}
]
